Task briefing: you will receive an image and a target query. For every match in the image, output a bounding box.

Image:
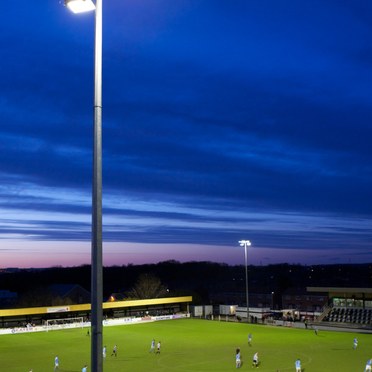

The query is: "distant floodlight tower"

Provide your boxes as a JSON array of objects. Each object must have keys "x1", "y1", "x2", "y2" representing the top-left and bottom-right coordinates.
[{"x1": 239, "y1": 240, "x2": 251, "y2": 322}]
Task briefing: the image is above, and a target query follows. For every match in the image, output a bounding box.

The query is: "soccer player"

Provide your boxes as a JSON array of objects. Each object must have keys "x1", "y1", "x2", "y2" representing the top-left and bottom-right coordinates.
[
  {"x1": 248, "y1": 333, "x2": 252, "y2": 346},
  {"x1": 235, "y1": 348, "x2": 241, "y2": 368},
  {"x1": 54, "y1": 356, "x2": 59, "y2": 371},
  {"x1": 353, "y1": 337, "x2": 358, "y2": 349},
  {"x1": 149, "y1": 339, "x2": 155, "y2": 353},
  {"x1": 365, "y1": 358, "x2": 372, "y2": 372},
  {"x1": 103, "y1": 345, "x2": 107, "y2": 359},
  {"x1": 252, "y1": 352, "x2": 259, "y2": 368},
  {"x1": 295, "y1": 358, "x2": 301, "y2": 372},
  {"x1": 111, "y1": 344, "x2": 117, "y2": 357},
  {"x1": 156, "y1": 341, "x2": 161, "y2": 354},
  {"x1": 82, "y1": 365, "x2": 88, "y2": 372}
]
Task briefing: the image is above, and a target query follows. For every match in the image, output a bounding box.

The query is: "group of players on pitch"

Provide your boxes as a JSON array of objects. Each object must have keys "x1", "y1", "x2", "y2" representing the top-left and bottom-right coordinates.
[
  {"x1": 235, "y1": 333, "x2": 372, "y2": 371},
  {"x1": 30, "y1": 331, "x2": 372, "y2": 371},
  {"x1": 48, "y1": 339, "x2": 161, "y2": 372},
  {"x1": 235, "y1": 333, "x2": 268, "y2": 369}
]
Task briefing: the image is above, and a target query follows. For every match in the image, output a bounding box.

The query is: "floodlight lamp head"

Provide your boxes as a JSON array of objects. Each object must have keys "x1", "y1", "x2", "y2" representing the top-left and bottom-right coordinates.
[
  {"x1": 65, "y1": 0, "x2": 95, "y2": 13},
  {"x1": 239, "y1": 240, "x2": 251, "y2": 247}
]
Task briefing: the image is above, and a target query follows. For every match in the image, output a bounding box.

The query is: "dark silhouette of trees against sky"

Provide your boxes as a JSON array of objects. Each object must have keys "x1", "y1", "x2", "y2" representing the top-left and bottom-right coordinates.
[
  {"x1": 126, "y1": 273, "x2": 169, "y2": 300},
  {"x1": 17, "y1": 287, "x2": 72, "y2": 308},
  {"x1": 1, "y1": 261, "x2": 371, "y2": 308}
]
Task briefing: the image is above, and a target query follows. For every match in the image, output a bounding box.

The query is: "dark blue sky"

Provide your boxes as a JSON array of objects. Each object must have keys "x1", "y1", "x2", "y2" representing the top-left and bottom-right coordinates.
[{"x1": 1, "y1": 0, "x2": 371, "y2": 267}]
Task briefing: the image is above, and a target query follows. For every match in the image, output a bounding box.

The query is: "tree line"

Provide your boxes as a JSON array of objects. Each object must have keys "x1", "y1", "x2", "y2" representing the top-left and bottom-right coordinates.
[{"x1": 0, "y1": 261, "x2": 371, "y2": 308}]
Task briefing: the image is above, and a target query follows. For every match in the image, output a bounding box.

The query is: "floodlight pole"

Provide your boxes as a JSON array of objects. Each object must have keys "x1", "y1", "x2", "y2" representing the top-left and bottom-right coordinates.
[
  {"x1": 65, "y1": 1, "x2": 103, "y2": 370},
  {"x1": 239, "y1": 240, "x2": 251, "y2": 322},
  {"x1": 91, "y1": 0, "x2": 103, "y2": 371}
]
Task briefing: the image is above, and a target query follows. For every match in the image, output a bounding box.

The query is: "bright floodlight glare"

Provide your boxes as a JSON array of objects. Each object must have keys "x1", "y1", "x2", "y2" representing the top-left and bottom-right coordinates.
[
  {"x1": 239, "y1": 240, "x2": 251, "y2": 247},
  {"x1": 65, "y1": 0, "x2": 96, "y2": 13}
]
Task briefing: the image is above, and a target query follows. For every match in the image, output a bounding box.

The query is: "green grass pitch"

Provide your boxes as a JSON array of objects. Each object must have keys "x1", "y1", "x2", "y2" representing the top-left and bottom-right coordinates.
[{"x1": 0, "y1": 318, "x2": 371, "y2": 371}]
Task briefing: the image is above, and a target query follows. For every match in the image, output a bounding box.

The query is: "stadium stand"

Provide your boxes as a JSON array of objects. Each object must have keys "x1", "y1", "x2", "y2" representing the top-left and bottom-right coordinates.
[
  {"x1": 307, "y1": 287, "x2": 372, "y2": 328},
  {"x1": 323, "y1": 307, "x2": 372, "y2": 325},
  {"x1": 0, "y1": 296, "x2": 192, "y2": 329}
]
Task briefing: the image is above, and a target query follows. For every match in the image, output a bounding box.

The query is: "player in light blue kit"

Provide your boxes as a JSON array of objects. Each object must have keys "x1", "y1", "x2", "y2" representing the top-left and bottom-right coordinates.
[
  {"x1": 54, "y1": 356, "x2": 59, "y2": 371},
  {"x1": 248, "y1": 333, "x2": 252, "y2": 346},
  {"x1": 149, "y1": 339, "x2": 155, "y2": 353},
  {"x1": 365, "y1": 358, "x2": 372, "y2": 372},
  {"x1": 353, "y1": 337, "x2": 358, "y2": 349},
  {"x1": 295, "y1": 358, "x2": 301, "y2": 372},
  {"x1": 235, "y1": 348, "x2": 241, "y2": 368}
]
